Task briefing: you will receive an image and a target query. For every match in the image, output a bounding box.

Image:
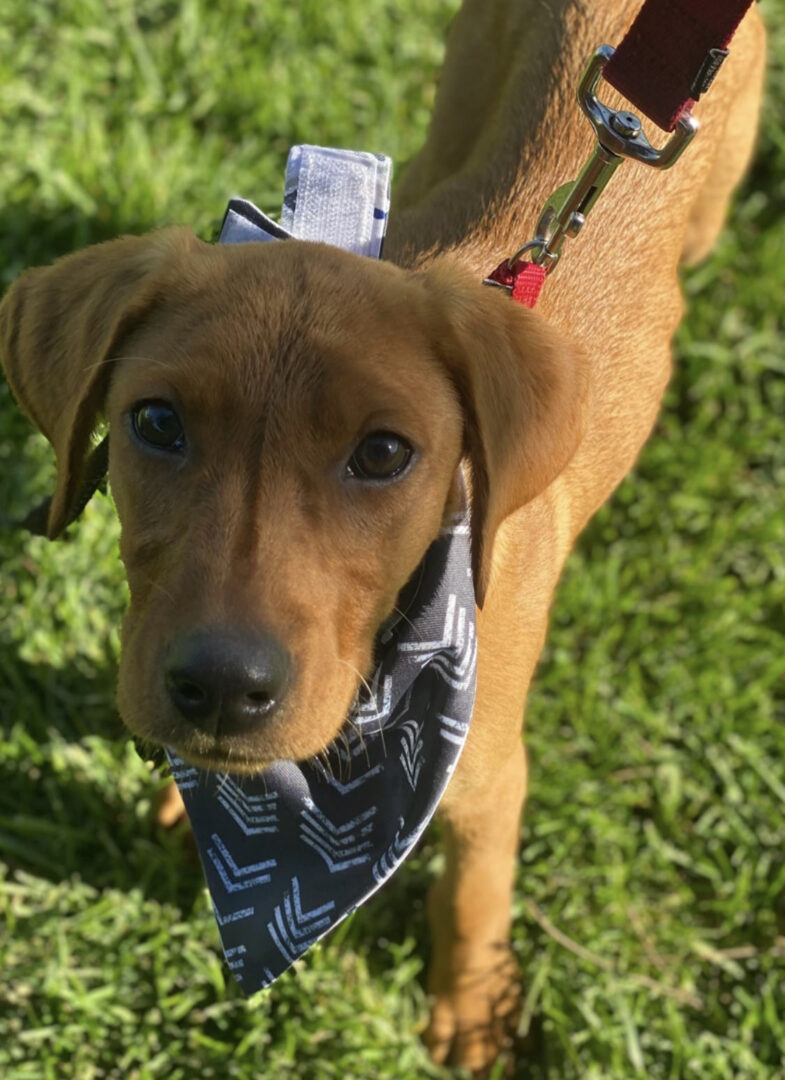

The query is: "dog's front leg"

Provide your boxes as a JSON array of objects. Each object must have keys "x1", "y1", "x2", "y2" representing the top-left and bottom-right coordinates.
[
  {"x1": 426, "y1": 734, "x2": 527, "y2": 1073},
  {"x1": 423, "y1": 511, "x2": 564, "y2": 1073}
]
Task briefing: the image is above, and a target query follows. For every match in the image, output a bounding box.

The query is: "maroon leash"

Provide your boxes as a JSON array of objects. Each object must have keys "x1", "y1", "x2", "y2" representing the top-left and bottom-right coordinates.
[
  {"x1": 484, "y1": 0, "x2": 757, "y2": 309},
  {"x1": 605, "y1": 0, "x2": 757, "y2": 133}
]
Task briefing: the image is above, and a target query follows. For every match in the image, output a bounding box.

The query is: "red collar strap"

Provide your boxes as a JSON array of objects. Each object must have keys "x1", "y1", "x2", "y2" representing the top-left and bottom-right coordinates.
[{"x1": 484, "y1": 0, "x2": 757, "y2": 309}]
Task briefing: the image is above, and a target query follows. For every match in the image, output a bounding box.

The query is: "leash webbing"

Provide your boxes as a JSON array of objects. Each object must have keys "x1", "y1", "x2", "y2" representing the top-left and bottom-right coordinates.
[{"x1": 604, "y1": 0, "x2": 758, "y2": 133}]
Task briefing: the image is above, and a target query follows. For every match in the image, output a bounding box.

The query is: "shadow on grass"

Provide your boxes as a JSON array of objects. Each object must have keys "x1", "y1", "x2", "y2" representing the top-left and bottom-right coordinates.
[
  {"x1": 0, "y1": 641, "x2": 205, "y2": 912},
  {"x1": 0, "y1": 203, "x2": 163, "y2": 286}
]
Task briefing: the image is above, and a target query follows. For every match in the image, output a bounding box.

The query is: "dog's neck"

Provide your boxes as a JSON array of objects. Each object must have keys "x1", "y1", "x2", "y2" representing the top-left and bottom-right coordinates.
[{"x1": 385, "y1": 0, "x2": 644, "y2": 275}]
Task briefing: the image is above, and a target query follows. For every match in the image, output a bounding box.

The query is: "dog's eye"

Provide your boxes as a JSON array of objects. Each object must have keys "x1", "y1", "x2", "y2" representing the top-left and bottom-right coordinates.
[
  {"x1": 347, "y1": 431, "x2": 413, "y2": 481},
  {"x1": 130, "y1": 400, "x2": 185, "y2": 452}
]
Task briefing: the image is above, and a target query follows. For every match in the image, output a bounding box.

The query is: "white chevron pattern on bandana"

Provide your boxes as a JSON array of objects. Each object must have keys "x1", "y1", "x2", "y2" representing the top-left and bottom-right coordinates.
[
  {"x1": 268, "y1": 877, "x2": 337, "y2": 965},
  {"x1": 399, "y1": 719, "x2": 425, "y2": 790},
  {"x1": 398, "y1": 593, "x2": 478, "y2": 690},
  {"x1": 312, "y1": 759, "x2": 384, "y2": 793},
  {"x1": 213, "y1": 900, "x2": 255, "y2": 926},
  {"x1": 351, "y1": 670, "x2": 394, "y2": 729},
  {"x1": 167, "y1": 150, "x2": 477, "y2": 994},
  {"x1": 169, "y1": 753, "x2": 200, "y2": 791},
  {"x1": 438, "y1": 713, "x2": 471, "y2": 746},
  {"x1": 207, "y1": 833, "x2": 277, "y2": 892},
  {"x1": 372, "y1": 818, "x2": 425, "y2": 885},
  {"x1": 216, "y1": 777, "x2": 279, "y2": 836},
  {"x1": 224, "y1": 944, "x2": 247, "y2": 975},
  {"x1": 299, "y1": 805, "x2": 377, "y2": 872}
]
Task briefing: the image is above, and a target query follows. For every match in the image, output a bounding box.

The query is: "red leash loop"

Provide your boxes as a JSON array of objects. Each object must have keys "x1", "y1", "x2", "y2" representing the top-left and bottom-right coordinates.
[
  {"x1": 604, "y1": 0, "x2": 757, "y2": 132},
  {"x1": 484, "y1": 260, "x2": 547, "y2": 309}
]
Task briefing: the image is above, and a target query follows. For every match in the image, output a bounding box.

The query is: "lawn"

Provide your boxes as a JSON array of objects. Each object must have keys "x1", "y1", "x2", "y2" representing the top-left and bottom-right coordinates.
[{"x1": 1, "y1": 1, "x2": 784, "y2": 1078}]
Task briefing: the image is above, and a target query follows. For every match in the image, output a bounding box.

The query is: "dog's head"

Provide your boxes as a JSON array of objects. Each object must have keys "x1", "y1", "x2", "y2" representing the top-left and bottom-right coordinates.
[{"x1": 0, "y1": 228, "x2": 585, "y2": 770}]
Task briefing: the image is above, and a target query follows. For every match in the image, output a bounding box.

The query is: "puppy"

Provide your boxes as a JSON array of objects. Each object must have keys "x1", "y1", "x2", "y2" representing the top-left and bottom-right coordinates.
[{"x1": 0, "y1": 0, "x2": 765, "y2": 1072}]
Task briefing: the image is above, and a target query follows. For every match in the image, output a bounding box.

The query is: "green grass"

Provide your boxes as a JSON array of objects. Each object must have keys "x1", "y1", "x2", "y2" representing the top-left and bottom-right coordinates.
[{"x1": 1, "y1": 1, "x2": 784, "y2": 1077}]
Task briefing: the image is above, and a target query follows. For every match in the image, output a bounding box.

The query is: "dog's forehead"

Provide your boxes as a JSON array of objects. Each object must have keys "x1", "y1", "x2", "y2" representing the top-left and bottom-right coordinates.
[
  {"x1": 224, "y1": 241, "x2": 432, "y2": 364},
  {"x1": 130, "y1": 241, "x2": 443, "y2": 433},
  {"x1": 177, "y1": 239, "x2": 427, "y2": 343}
]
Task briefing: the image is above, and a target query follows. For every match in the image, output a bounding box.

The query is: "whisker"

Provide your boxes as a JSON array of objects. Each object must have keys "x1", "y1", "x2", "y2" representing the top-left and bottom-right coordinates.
[
  {"x1": 82, "y1": 353, "x2": 175, "y2": 374},
  {"x1": 216, "y1": 768, "x2": 232, "y2": 798},
  {"x1": 319, "y1": 747, "x2": 336, "y2": 782},
  {"x1": 141, "y1": 573, "x2": 177, "y2": 605},
  {"x1": 334, "y1": 656, "x2": 373, "y2": 700},
  {"x1": 338, "y1": 727, "x2": 353, "y2": 766},
  {"x1": 376, "y1": 721, "x2": 387, "y2": 760},
  {"x1": 391, "y1": 605, "x2": 423, "y2": 641},
  {"x1": 346, "y1": 716, "x2": 372, "y2": 771}
]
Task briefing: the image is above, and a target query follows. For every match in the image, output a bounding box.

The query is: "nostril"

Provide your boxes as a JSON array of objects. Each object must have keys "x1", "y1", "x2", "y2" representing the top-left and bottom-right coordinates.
[
  {"x1": 175, "y1": 678, "x2": 208, "y2": 705},
  {"x1": 166, "y1": 668, "x2": 214, "y2": 720},
  {"x1": 246, "y1": 689, "x2": 274, "y2": 708}
]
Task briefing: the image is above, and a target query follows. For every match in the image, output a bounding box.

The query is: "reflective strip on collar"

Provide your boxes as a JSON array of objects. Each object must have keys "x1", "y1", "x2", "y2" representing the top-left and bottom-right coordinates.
[
  {"x1": 281, "y1": 145, "x2": 391, "y2": 257},
  {"x1": 219, "y1": 146, "x2": 392, "y2": 257}
]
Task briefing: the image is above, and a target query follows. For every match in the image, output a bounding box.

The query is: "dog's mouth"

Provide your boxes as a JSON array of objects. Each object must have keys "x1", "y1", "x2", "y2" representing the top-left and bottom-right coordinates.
[
  {"x1": 169, "y1": 744, "x2": 276, "y2": 775},
  {"x1": 132, "y1": 706, "x2": 356, "y2": 775},
  {"x1": 134, "y1": 721, "x2": 333, "y2": 776},
  {"x1": 130, "y1": 730, "x2": 265, "y2": 774},
  {"x1": 123, "y1": 656, "x2": 366, "y2": 776}
]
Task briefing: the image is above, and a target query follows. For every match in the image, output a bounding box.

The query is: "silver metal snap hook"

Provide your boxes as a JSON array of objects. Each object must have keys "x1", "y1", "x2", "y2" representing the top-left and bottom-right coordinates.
[{"x1": 514, "y1": 45, "x2": 700, "y2": 276}]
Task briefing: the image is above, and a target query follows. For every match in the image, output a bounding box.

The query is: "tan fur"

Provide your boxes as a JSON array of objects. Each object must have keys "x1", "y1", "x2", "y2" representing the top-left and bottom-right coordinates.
[{"x1": 0, "y1": 0, "x2": 765, "y2": 1073}]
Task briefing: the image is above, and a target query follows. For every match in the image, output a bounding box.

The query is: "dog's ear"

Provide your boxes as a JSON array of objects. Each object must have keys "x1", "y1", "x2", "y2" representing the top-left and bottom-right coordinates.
[
  {"x1": 0, "y1": 228, "x2": 199, "y2": 538},
  {"x1": 416, "y1": 260, "x2": 588, "y2": 606}
]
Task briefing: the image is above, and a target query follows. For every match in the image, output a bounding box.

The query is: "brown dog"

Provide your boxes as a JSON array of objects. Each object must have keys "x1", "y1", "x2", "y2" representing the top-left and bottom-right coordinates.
[{"x1": 0, "y1": 0, "x2": 765, "y2": 1073}]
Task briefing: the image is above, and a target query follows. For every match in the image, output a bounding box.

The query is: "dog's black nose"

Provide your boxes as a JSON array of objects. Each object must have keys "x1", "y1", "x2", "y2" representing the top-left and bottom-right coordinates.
[{"x1": 165, "y1": 627, "x2": 291, "y2": 736}]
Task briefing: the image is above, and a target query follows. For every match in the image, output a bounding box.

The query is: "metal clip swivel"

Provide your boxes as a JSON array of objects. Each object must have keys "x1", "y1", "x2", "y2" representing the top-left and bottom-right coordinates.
[{"x1": 512, "y1": 45, "x2": 699, "y2": 275}]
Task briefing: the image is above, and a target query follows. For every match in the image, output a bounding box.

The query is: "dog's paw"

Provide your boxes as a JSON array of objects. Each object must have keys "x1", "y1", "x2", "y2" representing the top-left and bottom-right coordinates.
[{"x1": 424, "y1": 951, "x2": 520, "y2": 1076}]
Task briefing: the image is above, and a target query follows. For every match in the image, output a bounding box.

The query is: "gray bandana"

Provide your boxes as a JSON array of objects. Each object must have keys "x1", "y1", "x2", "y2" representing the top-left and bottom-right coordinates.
[{"x1": 166, "y1": 150, "x2": 478, "y2": 992}]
